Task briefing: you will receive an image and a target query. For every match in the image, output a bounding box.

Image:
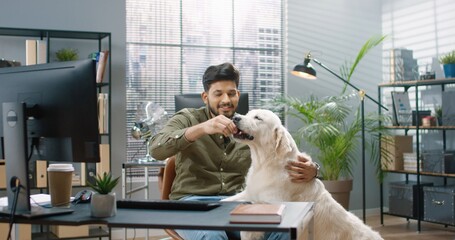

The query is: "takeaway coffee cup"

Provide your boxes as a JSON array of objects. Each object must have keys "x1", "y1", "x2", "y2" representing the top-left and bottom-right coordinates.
[{"x1": 47, "y1": 164, "x2": 74, "y2": 207}]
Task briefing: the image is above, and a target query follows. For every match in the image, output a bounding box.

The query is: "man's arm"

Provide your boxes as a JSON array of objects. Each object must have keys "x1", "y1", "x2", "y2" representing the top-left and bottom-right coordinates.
[
  {"x1": 149, "y1": 112, "x2": 194, "y2": 160},
  {"x1": 150, "y1": 111, "x2": 238, "y2": 159},
  {"x1": 185, "y1": 114, "x2": 237, "y2": 141},
  {"x1": 286, "y1": 153, "x2": 319, "y2": 183}
]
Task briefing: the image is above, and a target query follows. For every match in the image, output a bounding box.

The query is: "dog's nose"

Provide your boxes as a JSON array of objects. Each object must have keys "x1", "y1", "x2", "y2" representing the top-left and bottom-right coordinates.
[{"x1": 232, "y1": 114, "x2": 241, "y2": 124}]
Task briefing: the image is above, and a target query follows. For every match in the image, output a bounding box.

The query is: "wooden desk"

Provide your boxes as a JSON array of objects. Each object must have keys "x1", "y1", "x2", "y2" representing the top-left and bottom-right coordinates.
[{"x1": 1, "y1": 201, "x2": 314, "y2": 240}]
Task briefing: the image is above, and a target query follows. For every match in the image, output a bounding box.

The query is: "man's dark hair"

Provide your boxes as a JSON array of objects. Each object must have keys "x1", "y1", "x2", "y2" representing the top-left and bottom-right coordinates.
[{"x1": 202, "y1": 62, "x2": 239, "y2": 91}]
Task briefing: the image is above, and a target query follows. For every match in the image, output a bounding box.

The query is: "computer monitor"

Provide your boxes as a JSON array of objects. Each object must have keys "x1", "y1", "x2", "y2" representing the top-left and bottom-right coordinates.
[
  {"x1": 174, "y1": 93, "x2": 249, "y2": 115},
  {"x1": 0, "y1": 59, "x2": 100, "y2": 216}
]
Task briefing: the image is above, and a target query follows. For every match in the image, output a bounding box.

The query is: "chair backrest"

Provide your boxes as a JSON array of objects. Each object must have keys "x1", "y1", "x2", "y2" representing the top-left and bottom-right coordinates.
[
  {"x1": 159, "y1": 156, "x2": 184, "y2": 240},
  {"x1": 161, "y1": 156, "x2": 176, "y2": 200},
  {"x1": 174, "y1": 93, "x2": 249, "y2": 114}
]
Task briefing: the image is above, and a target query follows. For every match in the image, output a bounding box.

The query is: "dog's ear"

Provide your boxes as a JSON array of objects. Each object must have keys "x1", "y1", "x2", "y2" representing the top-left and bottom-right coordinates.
[{"x1": 274, "y1": 126, "x2": 292, "y2": 156}]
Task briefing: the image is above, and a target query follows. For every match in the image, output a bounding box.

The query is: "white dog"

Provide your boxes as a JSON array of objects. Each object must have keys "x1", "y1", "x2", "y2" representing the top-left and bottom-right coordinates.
[{"x1": 224, "y1": 109, "x2": 383, "y2": 240}]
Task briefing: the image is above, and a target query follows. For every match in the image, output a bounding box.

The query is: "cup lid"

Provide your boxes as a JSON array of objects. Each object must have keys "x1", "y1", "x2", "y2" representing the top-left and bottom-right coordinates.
[{"x1": 47, "y1": 163, "x2": 74, "y2": 172}]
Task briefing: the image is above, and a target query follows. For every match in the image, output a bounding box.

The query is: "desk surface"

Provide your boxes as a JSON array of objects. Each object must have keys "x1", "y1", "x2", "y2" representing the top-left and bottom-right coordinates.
[{"x1": 1, "y1": 201, "x2": 313, "y2": 234}]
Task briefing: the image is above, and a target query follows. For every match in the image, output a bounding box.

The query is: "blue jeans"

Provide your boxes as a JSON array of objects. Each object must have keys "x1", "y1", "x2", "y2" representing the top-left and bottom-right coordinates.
[{"x1": 175, "y1": 195, "x2": 290, "y2": 240}]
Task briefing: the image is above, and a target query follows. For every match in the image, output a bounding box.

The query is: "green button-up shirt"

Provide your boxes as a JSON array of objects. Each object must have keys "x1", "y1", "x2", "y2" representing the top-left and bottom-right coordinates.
[{"x1": 150, "y1": 106, "x2": 251, "y2": 200}]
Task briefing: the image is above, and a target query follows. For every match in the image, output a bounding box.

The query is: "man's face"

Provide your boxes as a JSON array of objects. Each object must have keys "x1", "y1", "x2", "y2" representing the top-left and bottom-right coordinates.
[{"x1": 202, "y1": 80, "x2": 240, "y2": 119}]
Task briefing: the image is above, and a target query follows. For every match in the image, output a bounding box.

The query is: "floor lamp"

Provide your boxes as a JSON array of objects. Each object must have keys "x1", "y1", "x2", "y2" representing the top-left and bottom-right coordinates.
[{"x1": 291, "y1": 53, "x2": 388, "y2": 222}]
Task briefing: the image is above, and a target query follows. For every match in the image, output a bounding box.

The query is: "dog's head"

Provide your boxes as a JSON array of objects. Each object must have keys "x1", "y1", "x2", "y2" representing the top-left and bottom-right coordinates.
[{"x1": 232, "y1": 109, "x2": 295, "y2": 156}]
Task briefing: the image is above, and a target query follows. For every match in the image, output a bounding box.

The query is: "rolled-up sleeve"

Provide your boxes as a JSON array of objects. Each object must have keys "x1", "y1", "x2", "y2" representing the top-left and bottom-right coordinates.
[{"x1": 150, "y1": 110, "x2": 198, "y2": 160}]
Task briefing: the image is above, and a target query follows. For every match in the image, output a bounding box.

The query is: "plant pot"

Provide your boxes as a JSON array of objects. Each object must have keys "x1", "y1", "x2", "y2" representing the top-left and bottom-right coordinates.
[
  {"x1": 322, "y1": 179, "x2": 353, "y2": 210},
  {"x1": 90, "y1": 192, "x2": 117, "y2": 217},
  {"x1": 443, "y1": 64, "x2": 455, "y2": 78},
  {"x1": 437, "y1": 117, "x2": 443, "y2": 126}
]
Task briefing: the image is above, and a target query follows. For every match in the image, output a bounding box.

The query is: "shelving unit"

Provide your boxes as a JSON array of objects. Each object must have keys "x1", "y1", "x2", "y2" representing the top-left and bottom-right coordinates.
[
  {"x1": 0, "y1": 27, "x2": 111, "y2": 239},
  {"x1": 378, "y1": 78, "x2": 455, "y2": 231}
]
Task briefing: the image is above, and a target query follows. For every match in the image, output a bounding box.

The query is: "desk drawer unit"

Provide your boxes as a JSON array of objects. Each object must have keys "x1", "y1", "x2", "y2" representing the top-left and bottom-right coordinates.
[
  {"x1": 423, "y1": 185, "x2": 455, "y2": 225},
  {"x1": 389, "y1": 181, "x2": 433, "y2": 218}
]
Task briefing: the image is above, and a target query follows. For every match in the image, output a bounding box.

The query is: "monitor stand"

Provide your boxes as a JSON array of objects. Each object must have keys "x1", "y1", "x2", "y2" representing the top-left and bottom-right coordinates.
[
  {"x1": 0, "y1": 205, "x2": 74, "y2": 219},
  {"x1": 1, "y1": 102, "x2": 73, "y2": 218}
]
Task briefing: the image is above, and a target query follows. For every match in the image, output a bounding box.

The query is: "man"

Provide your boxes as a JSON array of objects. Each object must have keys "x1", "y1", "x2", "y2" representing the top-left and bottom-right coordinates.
[{"x1": 150, "y1": 62, "x2": 318, "y2": 240}]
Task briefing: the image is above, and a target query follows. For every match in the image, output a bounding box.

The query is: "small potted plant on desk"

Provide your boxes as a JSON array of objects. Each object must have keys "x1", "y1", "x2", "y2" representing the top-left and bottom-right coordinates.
[
  {"x1": 440, "y1": 50, "x2": 455, "y2": 78},
  {"x1": 88, "y1": 172, "x2": 120, "y2": 217}
]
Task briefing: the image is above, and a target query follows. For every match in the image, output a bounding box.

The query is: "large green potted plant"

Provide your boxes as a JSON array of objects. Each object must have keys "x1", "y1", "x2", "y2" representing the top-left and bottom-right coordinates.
[
  {"x1": 439, "y1": 50, "x2": 455, "y2": 78},
  {"x1": 274, "y1": 35, "x2": 391, "y2": 209},
  {"x1": 88, "y1": 172, "x2": 120, "y2": 217}
]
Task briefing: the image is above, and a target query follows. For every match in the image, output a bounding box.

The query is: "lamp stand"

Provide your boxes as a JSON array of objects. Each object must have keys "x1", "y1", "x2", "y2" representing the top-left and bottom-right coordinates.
[
  {"x1": 360, "y1": 91, "x2": 366, "y2": 223},
  {"x1": 311, "y1": 59, "x2": 387, "y2": 223}
]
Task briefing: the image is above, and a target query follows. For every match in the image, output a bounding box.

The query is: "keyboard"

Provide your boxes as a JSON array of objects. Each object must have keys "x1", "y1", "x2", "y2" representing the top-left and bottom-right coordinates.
[{"x1": 116, "y1": 199, "x2": 221, "y2": 211}]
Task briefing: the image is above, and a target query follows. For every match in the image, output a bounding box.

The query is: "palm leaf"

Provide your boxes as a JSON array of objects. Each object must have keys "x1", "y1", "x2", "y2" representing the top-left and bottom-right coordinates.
[{"x1": 340, "y1": 35, "x2": 387, "y2": 94}]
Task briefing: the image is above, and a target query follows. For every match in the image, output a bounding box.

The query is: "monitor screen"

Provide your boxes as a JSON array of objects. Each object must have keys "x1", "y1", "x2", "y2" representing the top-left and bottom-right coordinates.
[
  {"x1": 174, "y1": 93, "x2": 249, "y2": 115},
  {"x1": 0, "y1": 59, "x2": 100, "y2": 163}
]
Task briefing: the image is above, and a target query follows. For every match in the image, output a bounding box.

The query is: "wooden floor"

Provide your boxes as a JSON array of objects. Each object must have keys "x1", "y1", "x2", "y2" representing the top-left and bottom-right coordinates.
[
  {"x1": 112, "y1": 214, "x2": 455, "y2": 240},
  {"x1": 371, "y1": 214, "x2": 455, "y2": 240}
]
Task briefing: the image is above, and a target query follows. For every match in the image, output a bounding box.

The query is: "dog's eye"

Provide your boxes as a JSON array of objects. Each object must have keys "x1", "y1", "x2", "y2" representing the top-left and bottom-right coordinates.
[{"x1": 254, "y1": 116, "x2": 263, "y2": 121}]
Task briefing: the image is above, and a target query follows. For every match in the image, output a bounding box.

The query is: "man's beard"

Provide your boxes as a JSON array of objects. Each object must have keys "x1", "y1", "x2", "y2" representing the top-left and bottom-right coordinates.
[{"x1": 208, "y1": 100, "x2": 236, "y2": 119}]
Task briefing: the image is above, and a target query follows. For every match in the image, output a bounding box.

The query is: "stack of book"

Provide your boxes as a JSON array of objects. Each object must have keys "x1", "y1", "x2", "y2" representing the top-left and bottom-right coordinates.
[
  {"x1": 98, "y1": 93, "x2": 109, "y2": 134},
  {"x1": 89, "y1": 50, "x2": 109, "y2": 83},
  {"x1": 25, "y1": 39, "x2": 47, "y2": 65},
  {"x1": 229, "y1": 203, "x2": 285, "y2": 224},
  {"x1": 403, "y1": 153, "x2": 419, "y2": 171}
]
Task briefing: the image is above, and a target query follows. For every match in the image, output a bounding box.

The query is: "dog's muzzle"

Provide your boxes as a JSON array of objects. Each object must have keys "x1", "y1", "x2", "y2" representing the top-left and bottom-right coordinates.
[{"x1": 232, "y1": 114, "x2": 254, "y2": 140}]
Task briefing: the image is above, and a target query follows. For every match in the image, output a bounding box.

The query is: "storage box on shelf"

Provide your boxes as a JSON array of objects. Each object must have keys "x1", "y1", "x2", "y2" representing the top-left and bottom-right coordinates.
[
  {"x1": 423, "y1": 185, "x2": 455, "y2": 225},
  {"x1": 389, "y1": 181, "x2": 433, "y2": 218},
  {"x1": 50, "y1": 225, "x2": 90, "y2": 238},
  {"x1": 421, "y1": 150, "x2": 455, "y2": 174},
  {"x1": 381, "y1": 135, "x2": 413, "y2": 171},
  {"x1": 444, "y1": 152, "x2": 455, "y2": 173},
  {"x1": 0, "y1": 223, "x2": 31, "y2": 240},
  {"x1": 35, "y1": 225, "x2": 108, "y2": 239}
]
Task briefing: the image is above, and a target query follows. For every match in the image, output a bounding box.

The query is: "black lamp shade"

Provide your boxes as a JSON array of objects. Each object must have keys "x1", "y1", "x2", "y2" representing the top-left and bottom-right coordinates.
[{"x1": 291, "y1": 57, "x2": 317, "y2": 79}]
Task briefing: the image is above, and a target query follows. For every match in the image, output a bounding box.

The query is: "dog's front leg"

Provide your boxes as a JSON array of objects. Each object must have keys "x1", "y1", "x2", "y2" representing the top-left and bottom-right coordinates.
[
  {"x1": 222, "y1": 191, "x2": 248, "y2": 202},
  {"x1": 241, "y1": 231, "x2": 265, "y2": 240}
]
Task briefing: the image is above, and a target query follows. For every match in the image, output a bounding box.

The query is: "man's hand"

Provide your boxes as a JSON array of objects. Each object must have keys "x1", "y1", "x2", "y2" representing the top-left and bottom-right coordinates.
[
  {"x1": 184, "y1": 115, "x2": 238, "y2": 142},
  {"x1": 204, "y1": 115, "x2": 238, "y2": 136},
  {"x1": 286, "y1": 154, "x2": 318, "y2": 183}
]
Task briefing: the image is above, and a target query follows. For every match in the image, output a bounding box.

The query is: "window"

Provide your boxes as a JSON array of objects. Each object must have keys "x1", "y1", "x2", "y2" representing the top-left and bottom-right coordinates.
[
  {"x1": 382, "y1": 0, "x2": 455, "y2": 82},
  {"x1": 125, "y1": 0, "x2": 285, "y2": 162},
  {"x1": 382, "y1": 0, "x2": 455, "y2": 112}
]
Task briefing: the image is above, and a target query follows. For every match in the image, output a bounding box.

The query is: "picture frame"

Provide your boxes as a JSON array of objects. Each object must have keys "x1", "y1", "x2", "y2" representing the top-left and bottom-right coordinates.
[{"x1": 391, "y1": 91, "x2": 412, "y2": 126}]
